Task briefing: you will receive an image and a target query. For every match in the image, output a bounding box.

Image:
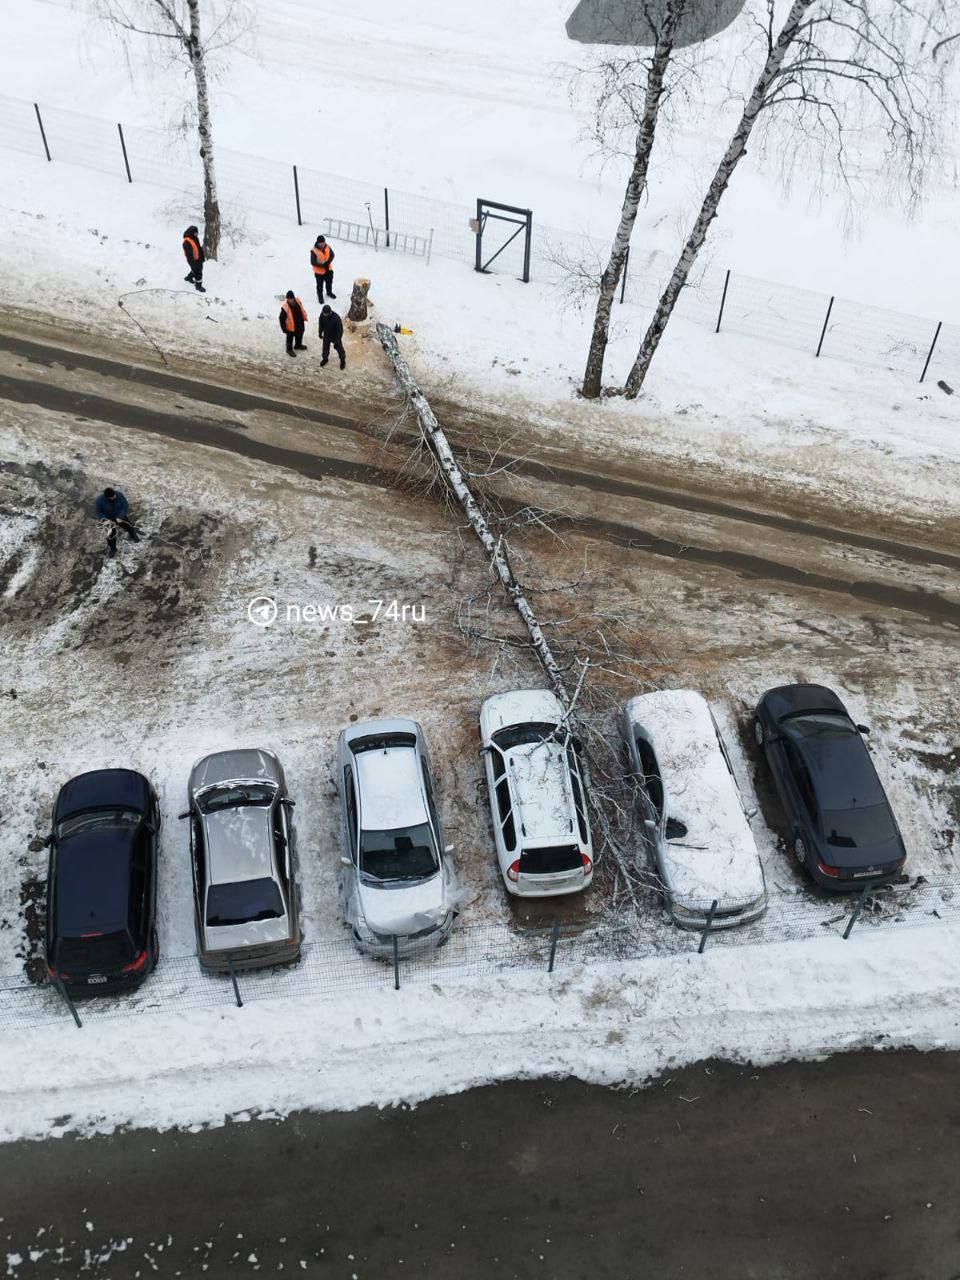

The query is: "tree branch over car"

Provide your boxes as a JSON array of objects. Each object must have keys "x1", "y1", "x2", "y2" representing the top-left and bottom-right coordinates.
[{"x1": 96, "y1": 0, "x2": 252, "y2": 260}]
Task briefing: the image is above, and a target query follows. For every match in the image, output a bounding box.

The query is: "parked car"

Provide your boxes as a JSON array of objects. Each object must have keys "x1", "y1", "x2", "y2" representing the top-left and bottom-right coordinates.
[
  {"x1": 185, "y1": 749, "x2": 301, "y2": 971},
  {"x1": 753, "y1": 684, "x2": 907, "y2": 888},
  {"x1": 621, "y1": 690, "x2": 767, "y2": 929},
  {"x1": 336, "y1": 718, "x2": 460, "y2": 952},
  {"x1": 45, "y1": 768, "x2": 160, "y2": 993},
  {"x1": 479, "y1": 689, "x2": 594, "y2": 897}
]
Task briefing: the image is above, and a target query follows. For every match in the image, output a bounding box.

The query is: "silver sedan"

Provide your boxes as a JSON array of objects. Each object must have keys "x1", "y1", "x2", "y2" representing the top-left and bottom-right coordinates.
[{"x1": 184, "y1": 748, "x2": 301, "y2": 971}]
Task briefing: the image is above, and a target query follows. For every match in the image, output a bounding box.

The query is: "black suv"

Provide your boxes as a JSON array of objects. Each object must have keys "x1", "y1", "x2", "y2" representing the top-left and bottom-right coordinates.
[
  {"x1": 754, "y1": 684, "x2": 906, "y2": 889},
  {"x1": 45, "y1": 769, "x2": 160, "y2": 993}
]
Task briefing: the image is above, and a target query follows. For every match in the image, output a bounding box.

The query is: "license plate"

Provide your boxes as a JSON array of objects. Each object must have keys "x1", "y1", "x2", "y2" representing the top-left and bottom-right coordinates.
[
  {"x1": 87, "y1": 975, "x2": 107, "y2": 985},
  {"x1": 852, "y1": 868, "x2": 880, "y2": 878}
]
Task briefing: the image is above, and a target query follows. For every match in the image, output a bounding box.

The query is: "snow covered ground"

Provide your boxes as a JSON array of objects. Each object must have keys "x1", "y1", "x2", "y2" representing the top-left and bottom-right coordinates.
[{"x1": 0, "y1": 0, "x2": 959, "y2": 527}]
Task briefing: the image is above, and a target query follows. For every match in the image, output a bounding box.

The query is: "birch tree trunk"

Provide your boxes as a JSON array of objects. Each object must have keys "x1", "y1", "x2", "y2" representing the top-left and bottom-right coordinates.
[
  {"x1": 187, "y1": 0, "x2": 222, "y2": 260},
  {"x1": 623, "y1": 0, "x2": 813, "y2": 398},
  {"x1": 581, "y1": 0, "x2": 685, "y2": 400},
  {"x1": 376, "y1": 323, "x2": 570, "y2": 701}
]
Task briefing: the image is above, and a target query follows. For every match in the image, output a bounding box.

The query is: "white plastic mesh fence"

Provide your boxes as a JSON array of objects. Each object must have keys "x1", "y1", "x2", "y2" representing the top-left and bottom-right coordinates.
[{"x1": 1, "y1": 93, "x2": 958, "y2": 385}]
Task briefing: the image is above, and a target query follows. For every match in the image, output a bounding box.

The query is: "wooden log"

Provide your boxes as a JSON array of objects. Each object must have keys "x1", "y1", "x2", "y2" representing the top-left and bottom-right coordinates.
[{"x1": 348, "y1": 278, "x2": 371, "y2": 322}]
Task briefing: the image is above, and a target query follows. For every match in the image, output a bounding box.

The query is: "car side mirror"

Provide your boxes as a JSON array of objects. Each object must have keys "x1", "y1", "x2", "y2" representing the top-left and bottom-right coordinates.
[
  {"x1": 744, "y1": 806, "x2": 758, "y2": 821},
  {"x1": 444, "y1": 843, "x2": 456, "y2": 853},
  {"x1": 40, "y1": 832, "x2": 53, "y2": 849},
  {"x1": 339, "y1": 855, "x2": 352, "y2": 867},
  {"x1": 856, "y1": 724, "x2": 870, "y2": 735},
  {"x1": 643, "y1": 818, "x2": 657, "y2": 830},
  {"x1": 178, "y1": 809, "x2": 192, "y2": 820},
  {"x1": 282, "y1": 797, "x2": 296, "y2": 807},
  {"x1": 478, "y1": 746, "x2": 490, "y2": 756}
]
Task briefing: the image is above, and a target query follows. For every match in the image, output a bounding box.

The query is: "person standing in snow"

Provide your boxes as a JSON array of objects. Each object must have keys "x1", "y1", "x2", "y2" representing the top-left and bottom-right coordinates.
[
  {"x1": 280, "y1": 291, "x2": 308, "y2": 357},
  {"x1": 95, "y1": 487, "x2": 141, "y2": 559},
  {"x1": 310, "y1": 235, "x2": 336, "y2": 302},
  {"x1": 182, "y1": 225, "x2": 206, "y2": 292},
  {"x1": 318, "y1": 305, "x2": 346, "y2": 370}
]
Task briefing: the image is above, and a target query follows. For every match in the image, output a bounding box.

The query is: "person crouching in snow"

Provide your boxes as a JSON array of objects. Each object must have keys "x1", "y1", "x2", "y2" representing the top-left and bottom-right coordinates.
[
  {"x1": 280, "y1": 291, "x2": 308, "y2": 357},
  {"x1": 182, "y1": 226, "x2": 206, "y2": 292},
  {"x1": 95, "y1": 486, "x2": 141, "y2": 559},
  {"x1": 318, "y1": 305, "x2": 346, "y2": 369}
]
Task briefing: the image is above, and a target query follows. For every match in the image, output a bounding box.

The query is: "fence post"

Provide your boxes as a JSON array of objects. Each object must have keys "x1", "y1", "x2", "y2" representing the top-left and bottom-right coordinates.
[
  {"x1": 53, "y1": 976, "x2": 82, "y2": 1028},
  {"x1": 698, "y1": 900, "x2": 718, "y2": 954},
  {"x1": 426, "y1": 227, "x2": 434, "y2": 267},
  {"x1": 522, "y1": 209, "x2": 533, "y2": 284},
  {"x1": 919, "y1": 320, "x2": 942, "y2": 384},
  {"x1": 715, "y1": 269, "x2": 731, "y2": 333},
  {"x1": 292, "y1": 164, "x2": 302, "y2": 227},
  {"x1": 619, "y1": 245, "x2": 630, "y2": 305},
  {"x1": 227, "y1": 960, "x2": 243, "y2": 1007},
  {"x1": 384, "y1": 187, "x2": 391, "y2": 248},
  {"x1": 117, "y1": 122, "x2": 132, "y2": 183},
  {"x1": 842, "y1": 884, "x2": 871, "y2": 939},
  {"x1": 547, "y1": 918, "x2": 561, "y2": 973},
  {"x1": 392, "y1": 935, "x2": 400, "y2": 990},
  {"x1": 815, "y1": 295, "x2": 835, "y2": 358},
  {"x1": 34, "y1": 103, "x2": 51, "y2": 162}
]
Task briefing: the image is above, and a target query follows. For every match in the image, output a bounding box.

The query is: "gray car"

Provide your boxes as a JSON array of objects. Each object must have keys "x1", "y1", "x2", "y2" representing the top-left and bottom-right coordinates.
[
  {"x1": 184, "y1": 749, "x2": 301, "y2": 972},
  {"x1": 336, "y1": 718, "x2": 460, "y2": 953}
]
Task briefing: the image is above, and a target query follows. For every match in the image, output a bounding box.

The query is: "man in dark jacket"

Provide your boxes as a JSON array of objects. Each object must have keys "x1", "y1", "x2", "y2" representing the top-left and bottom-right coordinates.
[
  {"x1": 318, "y1": 305, "x2": 346, "y2": 369},
  {"x1": 182, "y1": 226, "x2": 206, "y2": 293},
  {"x1": 279, "y1": 291, "x2": 308, "y2": 357},
  {"x1": 94, "y1": 487, "x2": 141, "y2": 559},
  {"x1": 310, "y1": 235, "x2": 336, "y2": 301}
]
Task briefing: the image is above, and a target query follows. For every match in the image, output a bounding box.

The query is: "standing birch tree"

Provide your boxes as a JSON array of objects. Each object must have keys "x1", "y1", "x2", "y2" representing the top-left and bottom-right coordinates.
[
  {"x1": 97, "y1": 0, "x2": 251, "y2": 260},
  {"x1": 621, "y1": 0, "x2": 955, "y2": 397}
]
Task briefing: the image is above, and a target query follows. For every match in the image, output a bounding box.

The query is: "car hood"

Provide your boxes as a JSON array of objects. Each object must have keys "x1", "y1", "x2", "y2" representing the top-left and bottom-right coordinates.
[
  {"x1": 481, "y1": 689, "x2": 563, "y2": 737},
  {"x1": 203, "y1": 913, "x2": 293, "y2": 954},
  {"x1": 356, "y1": 873, "x2": 447, "y2": 936},
  {"x1": 190, "y1": 749, "x2": 282, "y2": 793},
  {"x1": 762, "y1": 683, "x2": 846, "y2": 724},
  {"x1": 661, "y1": 841, "x2": 766, "y2": 911}
]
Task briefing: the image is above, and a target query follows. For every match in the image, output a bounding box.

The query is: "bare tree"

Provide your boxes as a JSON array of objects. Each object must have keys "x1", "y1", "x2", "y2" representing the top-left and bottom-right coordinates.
[
  {"x1": 622, "y1": 0, "x2": 955, "y2": 398},
  {"x1": 580, "y1": 0, "x2": 688, "y2": 399},
  {"x1": 97, "y1": 0, "x2": 251, "y2": 259}
]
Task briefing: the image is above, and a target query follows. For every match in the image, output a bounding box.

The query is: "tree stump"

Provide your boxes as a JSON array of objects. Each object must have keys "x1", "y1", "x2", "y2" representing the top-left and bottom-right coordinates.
[{"x1": 348, "y1": 278, "x2": 371, "y2": 322}]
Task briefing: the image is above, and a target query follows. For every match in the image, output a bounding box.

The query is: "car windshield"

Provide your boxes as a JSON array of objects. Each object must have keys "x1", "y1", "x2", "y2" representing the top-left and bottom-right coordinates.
[
  {"x1": 57, "y1": 808, "x2": 142, "y2": 839},
  {"x1": 823, "y1": 803, "x2": 898, "y2": 848},
  {"x1": 519, "y1": 845, "x2": 582, "y2": 875},
  {"x1": 359, "y1": 823, "x2": 438, "y2": 882},
  {"x1": 55, "y1": 930, "x2": 136, "y2": 971},
  {"x1": 783, "y1": 713, "x2": 854, "y2": 739},
  {"x1": 206, "y1": 877, "x2": 284, "y2": 926},
  {"x1": 493, "y1": 722, "x2": 560, "y2": 751},
  {"x1": 199, "y1": 784, "x2": 275, "y2": 814}
]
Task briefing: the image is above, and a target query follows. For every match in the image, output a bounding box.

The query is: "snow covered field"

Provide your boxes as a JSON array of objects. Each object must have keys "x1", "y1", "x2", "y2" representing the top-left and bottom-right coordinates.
[{"x1": 1, "y1": 0, "x2": 960, "y2": 1147}]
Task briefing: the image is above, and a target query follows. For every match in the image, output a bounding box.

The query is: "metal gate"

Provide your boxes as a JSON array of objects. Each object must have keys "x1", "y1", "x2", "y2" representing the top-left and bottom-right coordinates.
[{"x1": 473, "y1": 198, "x2": 533, "y2": 283}]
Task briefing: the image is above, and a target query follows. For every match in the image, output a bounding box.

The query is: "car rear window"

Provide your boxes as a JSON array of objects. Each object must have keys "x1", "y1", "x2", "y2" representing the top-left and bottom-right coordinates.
[
  {"x1": 493, "y1": 722, "x2": 557, "y2": 751},
  {"x1": 519, "y1": 845, "x2": 582, "y2": 875},
  {"x1": 200, "y1": 784, "x2": 275, "y2": 814},
  {"x1": 56, "y1": 808, "x2": 141, "y2": 839},
  {"x1": 206, "y1": 878, "x2": 284, "y2": 926},
  {"x1": 824, "y1": 803, "x2": 897, "y2": 848},
  {"x1": 55, "y1": 931, "x2": 136, "y2": 971}
]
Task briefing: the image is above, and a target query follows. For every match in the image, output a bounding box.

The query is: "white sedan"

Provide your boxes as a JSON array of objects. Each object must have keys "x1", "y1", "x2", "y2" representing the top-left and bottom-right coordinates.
[{"x1": 620, "y1": 689, "x2": 767, "y2": 929}]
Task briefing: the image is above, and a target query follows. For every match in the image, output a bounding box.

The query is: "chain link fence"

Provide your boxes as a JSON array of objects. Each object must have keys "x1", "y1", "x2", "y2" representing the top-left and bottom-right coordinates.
[
  {"x1": 1, "y1": 92, "x2": 957, "y2": 387},
  {"x1": 2, "y1": 871, "x2": 957, "y2": 1033}
]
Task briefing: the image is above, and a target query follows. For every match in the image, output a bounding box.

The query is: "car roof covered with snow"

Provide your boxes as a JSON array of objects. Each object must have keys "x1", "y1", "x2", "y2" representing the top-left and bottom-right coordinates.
[
  {"x1": 355, "y1": 743, "x2": 429, "y2": 832},
  {"x1": 624, "y1": 689, "x2": 764, "y2": 906},
  {"x1": 508, "y1": 739, "x2": 579, "y2": 845}
]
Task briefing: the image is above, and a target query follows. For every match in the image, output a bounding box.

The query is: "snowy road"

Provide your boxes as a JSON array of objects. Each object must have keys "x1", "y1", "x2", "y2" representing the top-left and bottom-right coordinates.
[{"x1": 2, "y1": 1051, "x2": 959, "y2": 1279}]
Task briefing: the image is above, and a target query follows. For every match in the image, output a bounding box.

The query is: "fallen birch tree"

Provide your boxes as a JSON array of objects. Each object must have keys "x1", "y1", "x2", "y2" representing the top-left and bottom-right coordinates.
[{"x1": 376, "y1": 321, "x2": 649, "y2": 910}]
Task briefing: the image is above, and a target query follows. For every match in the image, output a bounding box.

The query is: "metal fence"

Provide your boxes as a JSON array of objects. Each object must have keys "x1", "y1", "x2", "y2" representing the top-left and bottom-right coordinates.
[
  {"x1": 2, "y1": 871, "x2": 957, "y2": 1033},
  {"x1": 1, "y1": 93, "x2": 958, "y2": 386}
]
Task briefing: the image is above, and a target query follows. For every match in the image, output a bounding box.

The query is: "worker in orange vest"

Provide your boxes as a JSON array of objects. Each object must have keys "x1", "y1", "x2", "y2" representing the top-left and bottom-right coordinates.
[
  {"x1": 182, "y1": 225, "x2": 206, "y2": 292},
  {"x1": 279, "y1": 291, "x2": 308, "y2": 357},
  {"x1": 310, "y1": 235, "x2": 336, "y2": 302}
]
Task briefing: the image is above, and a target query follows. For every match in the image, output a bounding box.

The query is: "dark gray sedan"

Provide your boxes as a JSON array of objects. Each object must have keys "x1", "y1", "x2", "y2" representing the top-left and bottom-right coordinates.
[
  {"x1": 184, "y1": 749, "x2": 301, "y2": 971},
  {"x1": 754, "y1": 684, "x2": 907, "y2": 889}
]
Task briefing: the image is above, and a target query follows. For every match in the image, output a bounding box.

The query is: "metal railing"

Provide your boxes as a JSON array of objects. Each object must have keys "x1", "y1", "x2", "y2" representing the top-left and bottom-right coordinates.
[
  {"x1": 1, "y1": 92, "x2": 957, "y2": 386},
  {"x1": 3, "y1": 871, "x2": 958, "y2": 1032}
]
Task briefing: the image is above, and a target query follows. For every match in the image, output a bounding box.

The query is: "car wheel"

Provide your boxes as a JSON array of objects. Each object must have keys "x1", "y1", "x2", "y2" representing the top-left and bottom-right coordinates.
[
  {"x1": 794, "y1": 834, "x2": 808, "y2": 867},
  {"x1": 753, "y1": 718, "x2": 765, "y2": 747}
]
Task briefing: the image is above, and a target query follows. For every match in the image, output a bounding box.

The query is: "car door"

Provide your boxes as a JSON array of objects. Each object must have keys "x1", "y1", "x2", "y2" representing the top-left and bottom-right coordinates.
[
  {"x1": 420, "y1": 753, "x2": 444, "y2": 862},
  {"x1": 778, "y1": 739, "x2": 813, "y2": 838},
  {"x1": 189, "y1": 811, "x2": 206, "y2": 942},
  {"x1": 485, "y1": 744, "x2": 517, "y2": 872},
  {"x1": 272, "y1": 794, "x2": 294, "y2": 916},
  {"x1": 341, "y1": 762, "x2": 360, "y2": 917}
]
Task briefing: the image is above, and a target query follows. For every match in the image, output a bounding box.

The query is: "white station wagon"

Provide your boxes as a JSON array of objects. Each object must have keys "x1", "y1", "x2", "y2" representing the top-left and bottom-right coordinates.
[
  {"x1": 621, "y1": 689, "x2": 767, "y2": 929},
  {"x1": 480, "y1": 689, "x2": 594, "y2": 897}
]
